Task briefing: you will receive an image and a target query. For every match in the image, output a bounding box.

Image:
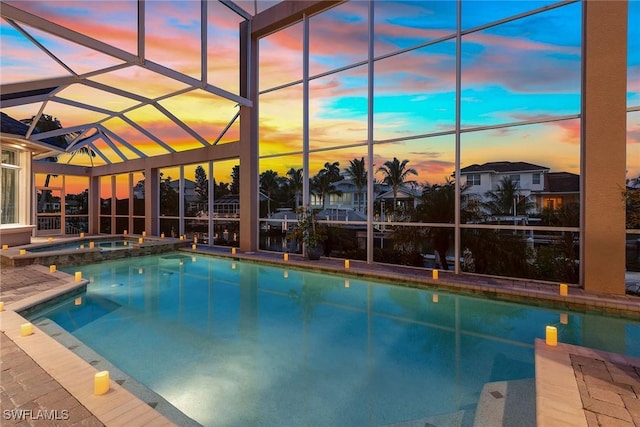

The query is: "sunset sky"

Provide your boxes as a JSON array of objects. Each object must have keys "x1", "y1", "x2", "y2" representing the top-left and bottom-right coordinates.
[{"x1": 1, "y1": 0, "x2": 638, "y2": 187}]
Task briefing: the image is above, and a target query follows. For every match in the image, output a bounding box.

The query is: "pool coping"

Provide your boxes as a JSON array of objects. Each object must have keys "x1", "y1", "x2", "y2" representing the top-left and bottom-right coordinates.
[{"x1": 188, "y1": 246, "x2": 640, "y2": 319}]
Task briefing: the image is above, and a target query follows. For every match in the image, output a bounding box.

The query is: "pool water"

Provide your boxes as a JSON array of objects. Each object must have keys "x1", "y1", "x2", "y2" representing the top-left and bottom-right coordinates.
[
  {"x1": 27, "y1": 253, "x2": 640, "y2": 427},
  {"x1": 28, "y1": 239, "x2": 135, "y2": 253}
]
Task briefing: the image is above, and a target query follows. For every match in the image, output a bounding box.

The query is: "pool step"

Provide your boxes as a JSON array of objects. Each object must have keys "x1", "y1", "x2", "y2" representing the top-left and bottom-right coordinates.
[
  {"x1": 384, "y1": 410, "x2": 466, "y2": 427},
  {"x1": 473, "y1": 378, "x2": 536, "y2": 427}
]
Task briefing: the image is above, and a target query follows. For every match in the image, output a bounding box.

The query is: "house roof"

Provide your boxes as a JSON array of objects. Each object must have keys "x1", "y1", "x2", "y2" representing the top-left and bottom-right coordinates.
[
  {"x1": 460, "y1": 161, "x2": 549, "y2": 174},
  {"x1": 377, "y1": 185, "x2": 422, "y2": 200},
  {"x1": 544, "y1": 172, "x2": 580, "y2": 193},
  {"x1": 1, "y1": 112, "x2": 66, "y2": 153}
]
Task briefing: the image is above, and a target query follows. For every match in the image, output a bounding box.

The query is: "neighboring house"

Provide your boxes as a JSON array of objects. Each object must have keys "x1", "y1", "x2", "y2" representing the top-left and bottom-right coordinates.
[
  {"x1": 309, "y1": 177, "x2": 371, "y2": 212},
  {"x1": 460, "y1": 161, "x2": 580, "y2": 214},
  {"x1": 460, "y1": 161, "x2": 549, "y2": 207},
  {"x1": 376, "y1": 185, "x2": 422, "y2": 214},
  {"x1": 533, "y1": 172, "x2": 580, "y2": 210},
  {"x1": 309, "y1": 175, "x2": 422, "y2": 216}
]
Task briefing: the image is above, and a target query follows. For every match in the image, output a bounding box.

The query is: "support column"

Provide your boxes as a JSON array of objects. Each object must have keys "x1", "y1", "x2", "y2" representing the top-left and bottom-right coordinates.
[
  {"x1": 580, "y1": 0, "x2": 628, "y2": 294},
  {"x1": 145, "y1": 167, "x2": 158, "y2": 236},
  {"x1": 89, "y1": 174, "x2": 100, "y2": 235},
  {"x1": 239, "y1": 20, "x2": 258, "y2": 252}
]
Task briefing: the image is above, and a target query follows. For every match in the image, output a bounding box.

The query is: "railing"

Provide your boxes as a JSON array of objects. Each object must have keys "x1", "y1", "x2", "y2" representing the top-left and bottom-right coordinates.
[
  {"x1": 36, "y1": 216, "x2": 86, "y2": 235},
  {"x1": 37, "y1": 216, "x2": 60, "y2": 231}
]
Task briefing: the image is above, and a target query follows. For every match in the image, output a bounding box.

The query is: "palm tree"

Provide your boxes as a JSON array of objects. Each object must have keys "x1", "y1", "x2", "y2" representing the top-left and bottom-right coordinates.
[
  {"x1": 67, "y1": 145, "x2": 96, "y2": 166},
  {"x1": 286, "y1": 167, "x2": 303, "y2": 209},
  {"x1": 483, "y1": 176, "x2": 534, "y2": 217},
  {"x1": 344, "y1": 157, "x2": 367, "y2": 213},
  {"x1": 376, "y1": 157, "x2": 418, "y2": 213},
  {"x1": 260, "y1": 169, "x2": 281, "y2": 215}
]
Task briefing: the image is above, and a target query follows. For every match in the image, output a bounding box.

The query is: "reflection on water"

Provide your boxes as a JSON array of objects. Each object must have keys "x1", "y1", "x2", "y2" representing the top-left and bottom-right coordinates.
[{"x1": 27, "y1": 253, "x2": 640, "y2": 427}]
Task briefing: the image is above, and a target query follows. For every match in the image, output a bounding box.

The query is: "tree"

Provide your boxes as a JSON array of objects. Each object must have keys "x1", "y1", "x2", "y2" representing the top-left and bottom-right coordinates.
[
  {"x1": 415, "y1": 180, "x2": 455, "y2": 270},
  {"x1": 482, "y1": 176, "x2": 534, "y2": 217},
  {"x1": 230, "y1": 165, "x2": 240, "y2": 194},
  {"x1": 311, "y1": 162, "x2": 342, "y2": 208},
  {"x1": 344, "y1": 157, "x2": 367, "y2": 212},
  {"x1": 286, "y1": 167, "x2": 303, "y2": 209},
  {"x1": 194, "y1": 165, "x2": 209, "y2": 206},
  {"x1": 159, "y1": 173, "x2": 179, "y2": 216},
  {"x1": 376, "y1": 157, "x2": 418, "y2": 213},
  {"x1": 67, "y1": 145, "x2": 96, "y2": 166},
  {"x1": 626, "y1": 177, "x2": 640, "y2": 229},
  {"x1": 214, "y1": 180, "x2": 230, "y2": 199},
  {"x1": 260, "y1": 169, "x2": 281, "y2": 215}
]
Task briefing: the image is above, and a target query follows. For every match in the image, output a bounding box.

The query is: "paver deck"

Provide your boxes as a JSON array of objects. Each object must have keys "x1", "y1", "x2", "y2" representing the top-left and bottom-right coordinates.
[{"x1": 1, "y1": 246, "x2": 639, "y2": 426}]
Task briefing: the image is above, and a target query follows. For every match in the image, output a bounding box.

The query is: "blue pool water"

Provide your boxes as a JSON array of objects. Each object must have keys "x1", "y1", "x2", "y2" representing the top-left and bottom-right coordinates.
[
  {"x1": 28, "y1": 239, "x2": 135, "y2": 253},
  {"x1": 27, "y1": 253, "x2": 640, "y2": 427}
]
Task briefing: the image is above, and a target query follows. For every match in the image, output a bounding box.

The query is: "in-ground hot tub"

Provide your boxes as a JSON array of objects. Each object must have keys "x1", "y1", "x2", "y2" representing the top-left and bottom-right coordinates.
[{"x1": 0, "y1": 235, "x2": 188, "y2": 268}]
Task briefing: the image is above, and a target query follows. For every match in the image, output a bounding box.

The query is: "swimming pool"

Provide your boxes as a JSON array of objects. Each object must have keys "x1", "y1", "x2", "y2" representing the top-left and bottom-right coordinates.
[{"x1": 26, "y1": 253, "x2": 640, "y2": 427}]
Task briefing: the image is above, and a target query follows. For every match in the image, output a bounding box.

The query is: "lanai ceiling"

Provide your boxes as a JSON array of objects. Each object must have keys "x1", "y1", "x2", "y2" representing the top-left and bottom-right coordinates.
[{"x1": 0, "y1": 1, "x2": 280, "y2": 167}]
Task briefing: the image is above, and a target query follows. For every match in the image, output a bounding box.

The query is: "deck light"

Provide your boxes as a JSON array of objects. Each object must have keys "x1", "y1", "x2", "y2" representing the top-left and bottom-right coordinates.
[
  {"x1": 231, "y1": 247, "x2": 237, "y2": 255},
  {"x1": 89, "y1": 242, "x2": 95, "y2": 249},
  {"x1": 180, "y1": 235, "x2": 184, "y2": 240},
  {"x1": 142, "y1": 231, "x2": 147, "y2": 237},
  {"x1": 75, "y1": 272, "x2": 82, "y2": 282},
  {"x1": 432, "y1": 269, "x2": 439, "y2": 280},
  {"x1": 124, "y1": 241, "x2": 128, "y2": 246},
  {"x1": 47, "y1": 237, "x2": 53, "y2": 243},
  {"x1": 80, "y1": 244, "x2": 85, "y2": 249},
  {"x1": 560, "y1": 313, "x2": 568, "y2": 324},
  {"x1": 80, "y1": 232, "x2": 85, "y2": 238},
  {"x1": 94, "y1": 371, "x2": 110, "y2": 395},
  {"x1": 284, "y1": 253, "x2": 289, "y2": 261},
  {"x1": 123, "y1": 230, "x2": 128, "y2": 235},
  {"x1": 545, "y1": 326, "x2": 558, "y2": 346},
  {"x1": 344, "y1": 259, "x2": 350, "y2": 269},
  {"x1": 19, "y1": 249, "x2": 26, "y2": 255},
  {"x1": 0, "y1": 302, "x2": 4, "y2": 311},
  {"x1": 194, "y1": 236, "x2": 198, "y2": 244},
  {"x1": 2, "y1": 244, "x2": 7, "y2": 250},
  {"x1": 192, "y1": 244, "x2": 197, "y2": 250},
  {"x1": 138, "y1": 238, "x2": 143, "y2": 244},
  {"x1": 20, "y1": 323, "x2": 33, "y2": 336},
  {"x1": 559, "y1": 284, "x2": 568, "y2": 296},
  {"x1": 161, "y1": 232, "x2": 165, "y2": 239},
  {"x1": 49, "y1": 265, "x2": 56, "y2": 273}
]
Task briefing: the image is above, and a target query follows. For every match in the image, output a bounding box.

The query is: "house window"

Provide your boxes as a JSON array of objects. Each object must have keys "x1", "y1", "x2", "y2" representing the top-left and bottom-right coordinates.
[
  {"x1": 1, "y1": 149, "x2": 20, "y2": 224},
  {"x1": 509, "y1": 174, "x2": 521, "y2": 185},
  {"x1": 544, "y1": 197, "x2": 563, "y2": 210},
  {"x1": 467, "y1": 174, "x2": 481, "y2": 186},
  {"x1": 532, "y1": 173, "x2": 541, "y2": 185}
]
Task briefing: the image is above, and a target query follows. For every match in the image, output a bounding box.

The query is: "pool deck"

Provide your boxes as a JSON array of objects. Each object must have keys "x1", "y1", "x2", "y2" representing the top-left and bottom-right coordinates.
[{"x1": 1, "y1": 247, "x2": 639, "y2": 426}]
